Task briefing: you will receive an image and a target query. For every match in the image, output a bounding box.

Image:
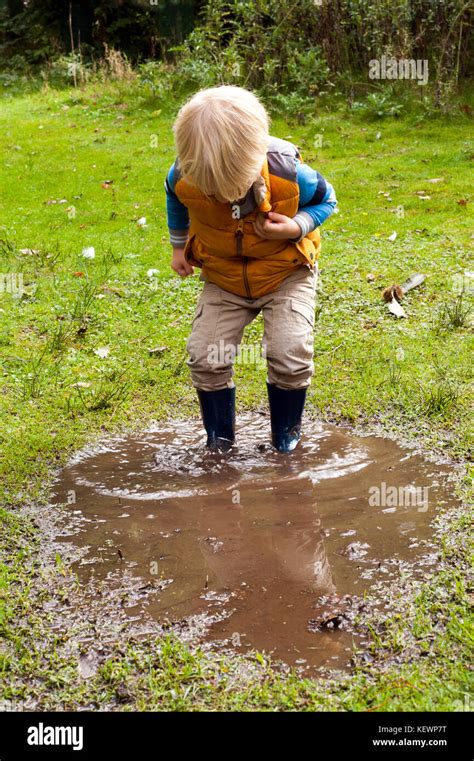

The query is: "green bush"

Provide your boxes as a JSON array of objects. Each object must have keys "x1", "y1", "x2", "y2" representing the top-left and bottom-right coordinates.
[
  {"x1": 352, "y1": 90, "x2": 404, "y2": 119},
  {"x1": 170, "y1": 0, "x2": 472, "y2": 112}
]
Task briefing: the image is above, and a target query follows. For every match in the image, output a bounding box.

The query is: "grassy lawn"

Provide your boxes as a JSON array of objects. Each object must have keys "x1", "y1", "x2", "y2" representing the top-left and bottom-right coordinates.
[{"x1": 0, "y1": 81, "x2": 472, "y2": 711}]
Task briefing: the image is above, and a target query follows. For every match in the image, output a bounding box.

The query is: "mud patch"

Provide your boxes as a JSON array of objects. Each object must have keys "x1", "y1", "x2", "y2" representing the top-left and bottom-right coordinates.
[{"x1": 52, "y1": 414, "x2": 457, "y2": 673}]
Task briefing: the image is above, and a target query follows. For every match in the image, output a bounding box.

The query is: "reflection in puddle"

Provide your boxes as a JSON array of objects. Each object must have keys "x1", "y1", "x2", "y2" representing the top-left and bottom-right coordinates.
[{"x1": 52, "y1": 415, "x2": 456, "y2": 672}]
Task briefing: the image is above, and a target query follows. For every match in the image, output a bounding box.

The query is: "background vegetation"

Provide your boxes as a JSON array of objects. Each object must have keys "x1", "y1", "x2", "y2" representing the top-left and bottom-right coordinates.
[{"x1": 1, "y1": 0, "x2": 472, "y2": 115}]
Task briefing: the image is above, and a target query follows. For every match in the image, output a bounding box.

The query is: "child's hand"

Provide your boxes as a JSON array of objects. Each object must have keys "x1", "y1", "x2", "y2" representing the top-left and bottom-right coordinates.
[
  {"x1": 171, "y1": 247, "x2": 194, "y2": 277},
  {"x1": 253, "y1": 212, "x2": 301, "y2": 241}
]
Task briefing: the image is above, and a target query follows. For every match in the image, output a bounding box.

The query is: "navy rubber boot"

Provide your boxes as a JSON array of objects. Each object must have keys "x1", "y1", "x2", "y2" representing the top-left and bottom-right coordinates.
[
  {"x1": 196, "y1": 387, "x2": 236, "y2": 451},
  {"x1": 267, "y1": 383, "x2": 307, "y2": 453}
]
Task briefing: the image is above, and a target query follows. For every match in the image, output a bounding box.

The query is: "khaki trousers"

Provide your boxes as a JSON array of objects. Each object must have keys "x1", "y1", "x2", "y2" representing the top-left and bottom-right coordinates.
[{"x1": 186, "y1": 266, "x2": 317, "y2": 391}]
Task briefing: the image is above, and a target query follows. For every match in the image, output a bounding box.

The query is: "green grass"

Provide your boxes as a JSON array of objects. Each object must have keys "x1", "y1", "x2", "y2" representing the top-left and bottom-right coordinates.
[{"x1": 0, "y1": 80, "x2": 472, "y2": 711}]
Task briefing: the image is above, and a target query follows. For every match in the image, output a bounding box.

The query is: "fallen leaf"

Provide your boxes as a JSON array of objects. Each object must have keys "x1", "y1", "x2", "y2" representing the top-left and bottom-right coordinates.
[
  {"x1": 388, "y1": 298, "x2": 406, "y2": 318},
  {"x1": 339, "y1": 541, "x2": 370, "y2": 559},
  {"x1": 427, "y1": 177, "x2": 444, "y2": 183},
  {"x1": 457, "y1": 198, "x2": 468, "y2": 206},
  {"x1": 382, "y1": 284, "x2": 404, "y2": 303},
  {"x1": 99, "y1": 285, "x2": 123, "y2": 296},
  {"x1": 78, "y1": 653, "x2": 98, "y2": 679},
  {"x1": 401, "y1": 273, "x2": 426, "y2": 292},
  {"x1": 94, "y1": 347, "x2": 110, "y2": 358}
]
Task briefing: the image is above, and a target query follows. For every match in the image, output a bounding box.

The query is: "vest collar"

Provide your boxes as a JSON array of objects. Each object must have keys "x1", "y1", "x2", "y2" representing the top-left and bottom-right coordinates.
[{"x1": 252, "y1": 159, "x2": 272, "y2": 213}]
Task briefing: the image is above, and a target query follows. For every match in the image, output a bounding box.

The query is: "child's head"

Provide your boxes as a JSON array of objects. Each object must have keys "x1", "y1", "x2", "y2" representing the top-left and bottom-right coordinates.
[{"x1": 173, "y1": 85, "x2": 269, "y2": 202}]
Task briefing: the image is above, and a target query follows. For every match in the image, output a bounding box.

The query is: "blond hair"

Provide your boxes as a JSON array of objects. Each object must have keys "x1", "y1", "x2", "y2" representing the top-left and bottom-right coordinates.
[{"x1": 173, "y1": 86, "x2": 270, "y2": 202}]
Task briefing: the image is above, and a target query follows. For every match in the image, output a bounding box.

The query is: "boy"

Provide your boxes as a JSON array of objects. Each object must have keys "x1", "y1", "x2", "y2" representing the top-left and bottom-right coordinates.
[{"x1": 165, "y1": 86, "x2": 336, "y2": 452}]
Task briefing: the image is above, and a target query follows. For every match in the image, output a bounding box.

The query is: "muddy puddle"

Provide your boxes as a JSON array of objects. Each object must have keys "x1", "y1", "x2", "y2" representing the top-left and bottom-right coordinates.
[{"x1": 52, "y1": 414, "x2": 456, "y2": 673}]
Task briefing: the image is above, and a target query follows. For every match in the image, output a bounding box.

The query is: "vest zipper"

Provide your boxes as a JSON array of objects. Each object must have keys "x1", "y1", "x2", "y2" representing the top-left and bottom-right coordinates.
[{"x1": 235, "y1": 220, "x2": 251, "y2": 298}]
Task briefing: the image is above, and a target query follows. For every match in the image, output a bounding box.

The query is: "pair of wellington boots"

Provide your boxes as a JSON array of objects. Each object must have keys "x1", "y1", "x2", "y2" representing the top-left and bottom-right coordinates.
[{"x1": 196, "y1": 385, "x2": 306, "y2": 453}]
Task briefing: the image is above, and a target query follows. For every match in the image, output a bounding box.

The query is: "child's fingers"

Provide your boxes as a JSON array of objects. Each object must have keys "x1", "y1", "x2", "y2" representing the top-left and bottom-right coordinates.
[
  {"x1": 172, "y1": 263, "x2": 189, "y2": 277},
  {"x1": 254, "y1": 224, "x2": 276, "y2": 239},
  {"x1": 267, "y1": 211, "x2": 288, "y2": 223},
  {"x1": 262, "y1": 219, "x2": 281, "y2": 233},
  {"x1": 261, "y1": 219, "x2": 285, "y2": 238},
  {"x1": 254, "y1": 216, "x2": 279, "y2": 238}
]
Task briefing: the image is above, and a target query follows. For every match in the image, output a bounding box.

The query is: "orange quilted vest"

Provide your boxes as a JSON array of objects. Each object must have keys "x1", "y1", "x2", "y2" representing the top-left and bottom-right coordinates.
[{"x1": 175, "y1": 137, "x2": 321, "y2": 298}]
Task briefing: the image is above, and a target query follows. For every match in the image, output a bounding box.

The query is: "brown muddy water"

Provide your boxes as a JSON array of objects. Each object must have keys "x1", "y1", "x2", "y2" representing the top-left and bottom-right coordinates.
[{"x1": 52, "y1": 414, "x2": 456, "y2": 673}]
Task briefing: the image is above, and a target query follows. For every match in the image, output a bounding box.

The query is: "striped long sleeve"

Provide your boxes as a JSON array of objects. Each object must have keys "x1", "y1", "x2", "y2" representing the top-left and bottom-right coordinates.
[
  {"x1": 292, "y1": 160, "x2": 337, "y2": 241},
  {"x1": 165, "y1": 162, "x2": 189, "y2": 248}
]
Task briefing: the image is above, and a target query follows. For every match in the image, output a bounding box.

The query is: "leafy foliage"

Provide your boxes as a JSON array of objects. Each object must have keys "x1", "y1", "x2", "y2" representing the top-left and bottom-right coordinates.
[{"x1": 169, "y1": 0, "x2": 473, "y2": 114}]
